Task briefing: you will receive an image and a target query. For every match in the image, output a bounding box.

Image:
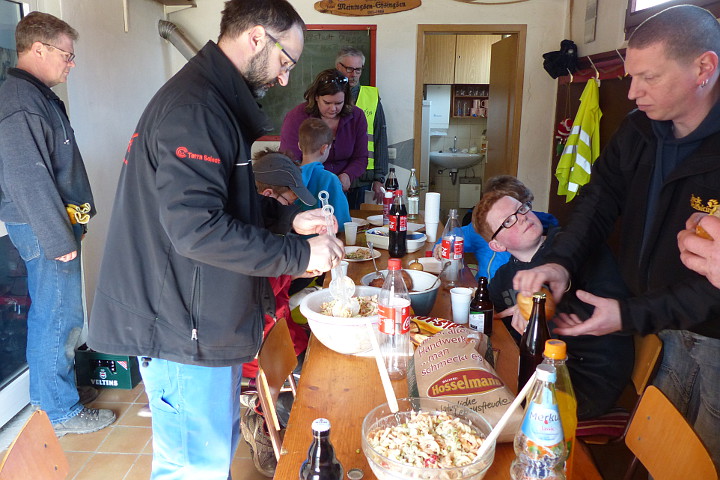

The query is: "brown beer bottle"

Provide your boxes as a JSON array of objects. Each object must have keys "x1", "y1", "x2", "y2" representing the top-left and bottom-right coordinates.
[
  {"x1": 517, "y1": 293, "x2": 551, "y2": 390},
  {"x1": 469, "y1": 276, "x2": 493, "y2": 335},
  {"x1": 299, "y1": 418, "x2": 343, "y2": 480}
]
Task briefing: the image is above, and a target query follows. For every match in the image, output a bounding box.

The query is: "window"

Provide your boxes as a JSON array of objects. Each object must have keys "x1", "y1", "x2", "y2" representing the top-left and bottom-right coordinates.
[{"x1": 626, "y1": 0, "x2": 720, "y2": 38}]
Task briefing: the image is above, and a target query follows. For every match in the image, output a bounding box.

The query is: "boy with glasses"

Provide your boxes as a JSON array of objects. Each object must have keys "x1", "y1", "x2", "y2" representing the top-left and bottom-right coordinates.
[
  {"x1": 0, "y1": 11, "x2": 114, "y2": 436},
  {"x1": 474, "y1": 186, "x2": 633, "y2": 420}
]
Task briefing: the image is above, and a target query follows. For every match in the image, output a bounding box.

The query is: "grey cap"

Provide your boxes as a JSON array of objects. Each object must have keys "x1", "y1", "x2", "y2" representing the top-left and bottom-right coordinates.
[{"x1": 253, "y1": 153, "x2": 315, "y2": 206}]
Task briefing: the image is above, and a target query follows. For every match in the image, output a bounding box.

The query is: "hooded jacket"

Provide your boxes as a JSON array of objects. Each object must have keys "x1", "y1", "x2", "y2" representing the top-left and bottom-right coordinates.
[
  {"x1": 88, "y1": 42, "x2": 311, "y2": 366},
  {"x1": 544, "y1": 107, "x2": 720, "y2": 339}
]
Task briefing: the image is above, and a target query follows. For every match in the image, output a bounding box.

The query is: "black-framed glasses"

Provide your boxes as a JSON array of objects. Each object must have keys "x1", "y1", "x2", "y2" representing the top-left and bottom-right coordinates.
[
  {"x1": 265, "y1": 32, "x2": 296, "y2": 72},
  {"x1": 338, "y1": 61, "x2": 363, "y2": 74},
  {"x1": 490, "y1": 201, "x2": 532, "y2": 241},
  {"x1": 41, "y1": 42, "x2": 75, "y2": 63}
]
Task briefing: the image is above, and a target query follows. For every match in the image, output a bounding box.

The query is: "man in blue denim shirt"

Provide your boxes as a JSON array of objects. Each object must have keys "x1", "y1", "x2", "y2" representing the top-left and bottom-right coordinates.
[{"x1": 0, "y1": 12, "x2": 114, "y2": 436}]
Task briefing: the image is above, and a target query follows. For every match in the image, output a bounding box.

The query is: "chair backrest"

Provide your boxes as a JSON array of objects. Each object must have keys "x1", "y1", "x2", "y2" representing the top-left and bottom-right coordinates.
[
  {"x1": 256, "y1": 316, "x2": 298, "y2": 460},
  {"x1": 359, "y1": 203, "x2": 383, "y2": 211},
  {"x1": 0, "y1": 410, "x2": 69, "y2": 480},
  {"x1": 625, "y1": 386, "x2": 718, "y2": 480},
  {"x1": 630, "y1": 333, "x2": 662, "y2": 396}
]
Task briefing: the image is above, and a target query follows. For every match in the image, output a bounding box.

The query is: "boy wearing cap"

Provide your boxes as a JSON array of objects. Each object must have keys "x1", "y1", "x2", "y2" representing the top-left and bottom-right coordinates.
[{"x1": 297, "y1": 118, "x2": 352, "y2": 231}]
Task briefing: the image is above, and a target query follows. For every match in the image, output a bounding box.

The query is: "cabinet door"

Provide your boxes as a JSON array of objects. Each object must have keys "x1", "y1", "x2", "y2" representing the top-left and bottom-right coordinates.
[
  {"x1": 423, "y1": 34, "x2": 456, "y2": 84},
  {"x1": 455, "y1": 35, "x2": 501, "y2": 84}
]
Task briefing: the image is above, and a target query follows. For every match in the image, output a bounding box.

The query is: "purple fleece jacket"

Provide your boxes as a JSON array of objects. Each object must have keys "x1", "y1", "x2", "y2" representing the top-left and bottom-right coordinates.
[{"x1": 279, "y1": 103, "x2": 368, "y2": 182}]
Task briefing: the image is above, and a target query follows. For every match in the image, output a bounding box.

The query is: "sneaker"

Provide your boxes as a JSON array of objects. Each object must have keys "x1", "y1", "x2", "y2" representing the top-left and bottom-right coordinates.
[
  {"x1": 77, "y1": 385, "x2": 100, "y2": 405},
  {"x1": 137, "y1": 404, "x2": 152, "y2": 418},
  {"x1": 53, "y1": 407, "x2": 116, "y2": 437},
  {"x1": 240, "y1": 392, "x2": 258, "y2": 410},
  {"x1": 240, "y1": 407, "x2": 276, "y2": 477}
]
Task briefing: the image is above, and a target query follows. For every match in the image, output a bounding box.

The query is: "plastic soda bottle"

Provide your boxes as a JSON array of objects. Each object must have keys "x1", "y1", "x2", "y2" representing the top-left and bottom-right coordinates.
[
  {"x1": 299, "y1": 418, "x2": 343, "y2": 480},
  {"x1": 542, "y1": 340, "x2": 577, "y2": 480},
  {"x1": 377, "y1": 258, "x2": 411, "y2": 380},
  {"x1": 511, "y1": 364, "x2": 567, "y2": 480},
  {"x1": 440, "y1": 208, "x2": 464, "y2": 286},
  {"x1": 406, "y1": 168, "x2": 420, "y2": 220}
]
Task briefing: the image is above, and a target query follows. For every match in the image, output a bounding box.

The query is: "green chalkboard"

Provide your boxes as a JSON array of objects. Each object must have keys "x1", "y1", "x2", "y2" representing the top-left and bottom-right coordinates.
[{"x1": 258, "y1": 25, "x2": 375, "y2": 138}]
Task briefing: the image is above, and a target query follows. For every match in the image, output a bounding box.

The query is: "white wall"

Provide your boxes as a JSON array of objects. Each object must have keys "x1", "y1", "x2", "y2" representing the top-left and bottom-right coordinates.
[
  {"x1": 167, "y1": 0, "x2": 571, "y2": 208},
  {"x1": 52, "y1": 0, "x2": 170, "y2": 311},
  {"x1": 571, "y1": 0, "x2": 628, "y2": 57}
]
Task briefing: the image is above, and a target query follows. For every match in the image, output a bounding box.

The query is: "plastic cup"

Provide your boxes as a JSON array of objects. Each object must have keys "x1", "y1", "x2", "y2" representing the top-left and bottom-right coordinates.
[
  {"x1": 424, "y1": 192, "x2": 441, "y2": 223},
  {"x1": 425, "y1": 222, "x2": 439, "y2": 243},
  {"x1": 344, "y1": 222, "x2": 359, "y2": 245},
  {"x1": 450, "y1": 287, "x2": 473, "y2": 325},
  {"x1": 331, "y1": 261, "x2": 349, "y2": 280}
]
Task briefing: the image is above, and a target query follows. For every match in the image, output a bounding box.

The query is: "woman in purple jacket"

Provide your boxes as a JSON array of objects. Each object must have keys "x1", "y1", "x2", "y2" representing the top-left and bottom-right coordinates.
[{"x1": 280, "y1": 68, "x2": 368, "y2": 192}]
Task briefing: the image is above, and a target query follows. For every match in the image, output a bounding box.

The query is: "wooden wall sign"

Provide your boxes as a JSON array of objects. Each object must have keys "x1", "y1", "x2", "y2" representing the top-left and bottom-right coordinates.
[{"x1": 314, "y1": 0, "x2": 421, "y2": 16}]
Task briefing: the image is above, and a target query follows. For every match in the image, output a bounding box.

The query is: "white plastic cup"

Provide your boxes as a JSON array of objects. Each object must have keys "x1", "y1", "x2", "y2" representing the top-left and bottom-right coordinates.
[
  {"x1": 450, "y1": 287, "x2": 473, "y2": 325},
  {"x1": 344, "y1": 222, "x2": 359, "y2": 245},
  {"x1": 424, "y1": 192, "x2": 441, "y2": 223},
  {"x1": 425, "y1": 222, "x2": 439, "y2": 243}
]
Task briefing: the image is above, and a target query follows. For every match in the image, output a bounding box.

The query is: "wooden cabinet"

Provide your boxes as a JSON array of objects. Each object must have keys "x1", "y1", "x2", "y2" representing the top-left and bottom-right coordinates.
[{"x1": 422, "y1": 34, "x2": 501, "y2": 85}]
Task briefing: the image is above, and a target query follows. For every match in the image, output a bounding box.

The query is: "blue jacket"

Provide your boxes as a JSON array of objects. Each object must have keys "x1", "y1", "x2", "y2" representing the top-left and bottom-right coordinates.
[{"x1": 300, "y1": 162, "x2": 351, "y2": 231}]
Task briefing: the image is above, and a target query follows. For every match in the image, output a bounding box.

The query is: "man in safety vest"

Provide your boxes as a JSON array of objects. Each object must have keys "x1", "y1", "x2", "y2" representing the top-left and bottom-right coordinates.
[{"x1": 336, "y1": 46, "x2": 389, "y2": 208}]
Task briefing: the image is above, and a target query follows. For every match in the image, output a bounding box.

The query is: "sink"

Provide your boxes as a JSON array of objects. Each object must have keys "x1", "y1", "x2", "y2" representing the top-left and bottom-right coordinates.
[{"x1": 429, "y1": 151, "x2": 483, "y2": 170}]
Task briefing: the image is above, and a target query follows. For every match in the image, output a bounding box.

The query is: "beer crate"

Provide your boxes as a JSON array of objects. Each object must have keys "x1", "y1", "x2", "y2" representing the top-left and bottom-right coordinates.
[{"x1": 75, "y1": 346, "x2": 141, "y2": 389}]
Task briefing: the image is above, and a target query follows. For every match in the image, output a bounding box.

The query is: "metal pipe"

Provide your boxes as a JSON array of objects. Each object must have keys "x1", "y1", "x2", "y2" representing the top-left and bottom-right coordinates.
[{"x1": 158, "y1": 20, "x2": 198, "y2": 61}]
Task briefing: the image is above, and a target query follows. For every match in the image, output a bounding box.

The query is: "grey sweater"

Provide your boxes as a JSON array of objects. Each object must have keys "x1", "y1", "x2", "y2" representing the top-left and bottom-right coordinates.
[{"x1": 0, "y1": 68, "x2": 94, "y2": 259}]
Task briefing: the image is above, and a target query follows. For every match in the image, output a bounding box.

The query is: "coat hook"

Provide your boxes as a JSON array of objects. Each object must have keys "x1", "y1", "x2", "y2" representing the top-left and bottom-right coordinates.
[
  {"x1": 567, "y1": 68, "x2": 574, "y2": 83},
  {"x1": 588, "y1": 56, "x2": 600, "y2": 79},
  {"x1": 616, "y1": 48, "x2": 627, "y2": 76}
]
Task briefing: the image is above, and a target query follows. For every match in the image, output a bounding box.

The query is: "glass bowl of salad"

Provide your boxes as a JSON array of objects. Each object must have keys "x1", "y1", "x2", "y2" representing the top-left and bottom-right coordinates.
[{"x1": 362, "y1": 397, "x2": 495, "y2": 480}]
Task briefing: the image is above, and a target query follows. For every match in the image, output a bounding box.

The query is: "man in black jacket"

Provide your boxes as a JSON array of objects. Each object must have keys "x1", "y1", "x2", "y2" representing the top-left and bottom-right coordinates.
[
  {"x1": 87, "y1": 1, "x2": 343, "y2": 477},
  {"x1": 515, "y1": 5, "x2": 720, "y2": 466}
]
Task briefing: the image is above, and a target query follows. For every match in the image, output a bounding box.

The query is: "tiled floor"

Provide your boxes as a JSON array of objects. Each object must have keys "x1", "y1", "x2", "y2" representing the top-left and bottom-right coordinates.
[{"x1": 1, "y1": 383, "x2": 270, "y2": 480}]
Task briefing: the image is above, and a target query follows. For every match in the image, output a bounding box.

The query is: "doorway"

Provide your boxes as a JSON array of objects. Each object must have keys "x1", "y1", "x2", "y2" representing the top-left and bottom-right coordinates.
[{"x1": 413, "y1": 25, "x2": 527, "y2": 188}]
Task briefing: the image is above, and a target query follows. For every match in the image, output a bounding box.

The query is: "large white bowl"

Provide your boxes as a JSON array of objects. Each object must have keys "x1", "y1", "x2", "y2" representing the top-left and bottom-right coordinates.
[
  {"x1": 299, "y1": 285, "x2": 382, "y2": 355},
  {"x1": 360, "y1": 269, "x2": 440, "y2": 316},
  {"x1": 362, "y1": 397, "x2": 496, "y2": 480}
]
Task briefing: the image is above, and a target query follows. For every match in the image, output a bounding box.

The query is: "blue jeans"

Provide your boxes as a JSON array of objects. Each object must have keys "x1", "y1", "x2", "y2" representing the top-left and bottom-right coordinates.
[
  {"x1": 654, "y1": 329, "x2": 720, "y2": 468},
  {"x1": 140, "y1": 357, "x2": 243, "y2": 480},
  {"x1": 6, "y1": 222, "x2": 84, "y2": 424}
]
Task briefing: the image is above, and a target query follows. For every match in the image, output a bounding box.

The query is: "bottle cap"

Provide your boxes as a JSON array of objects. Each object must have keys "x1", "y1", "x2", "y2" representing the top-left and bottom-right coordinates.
[
  {"x1": 394, "y1": 190, "x2": 403, "y2": 196},
  {"x1": 387, "y1": 258, "x2": 401, "y2": 270},
  {"x1": 536, "y1": 363, "x2": 556, "y2": 383},
  {"x1": 311, "y1": 418, "x2": 331, "y2": 433},
  {"x1": 544, "y1": 339, "x2": 567, "y2": 360}
]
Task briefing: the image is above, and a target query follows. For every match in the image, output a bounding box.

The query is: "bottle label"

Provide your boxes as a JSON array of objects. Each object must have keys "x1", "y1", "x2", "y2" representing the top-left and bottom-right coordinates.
[
  {"x1": 408, "y1": 197, "x2": 419, "y2": 215},
  {"x1": 378, "y1": 301, "x2": 410, "y2": 335},
  {"x1": 521, "y1": 395, "x2": 564, "y2": 447},
  {"x1": 468, "y1": 311, "x2": 491, "y2": 331},
  {"x1": 441, "y1": 237, "x2": 464, "y2": 260}
]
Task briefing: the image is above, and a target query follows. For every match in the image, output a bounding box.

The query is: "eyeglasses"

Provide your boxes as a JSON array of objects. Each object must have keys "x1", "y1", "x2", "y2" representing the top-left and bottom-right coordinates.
[
  {"x1": 265, "y1": 32, "x2": 296, "y2": 72},
  {"x1": 41, "y1": 42, "x2": 75, "y2": 63},
  {"x1": 338, "y1": 61, "x2": 363, "y2": 74},
  {"x1": 490, "y1": 201, "x2": 532, "y2": 241},
  {"x1": 271, "y1": 191, "x2": 297, "y2": 206},
  {"x1": 320, "y1": 75, "x2": 349, "y2": 87}
]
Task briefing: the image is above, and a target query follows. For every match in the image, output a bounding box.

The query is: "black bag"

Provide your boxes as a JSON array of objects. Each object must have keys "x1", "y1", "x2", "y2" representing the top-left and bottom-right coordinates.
[{"x1": 542, "y1": 40, "x2": 579, "y2": 79}]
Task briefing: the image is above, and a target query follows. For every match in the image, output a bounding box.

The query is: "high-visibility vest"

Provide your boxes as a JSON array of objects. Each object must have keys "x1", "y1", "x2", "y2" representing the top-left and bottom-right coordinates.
[{"x1": 355, "y1": 86, "x2": 379, "y2": 171}]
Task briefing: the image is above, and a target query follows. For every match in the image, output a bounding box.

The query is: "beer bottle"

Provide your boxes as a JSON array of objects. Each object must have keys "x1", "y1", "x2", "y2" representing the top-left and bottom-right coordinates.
[
  {"x1": 299, "y1": 418, "x2": 343, "y2": 480},
  {"x1": 469, "y1": 276, "x2": 493, "y2": 335},
  {"x1": 518, "y1": 293, "x2": 550, "y2": 390}
]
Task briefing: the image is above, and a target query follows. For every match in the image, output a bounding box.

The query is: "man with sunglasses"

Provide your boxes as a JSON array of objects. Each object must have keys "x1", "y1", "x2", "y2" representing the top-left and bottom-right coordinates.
[
  {"x1": 0, "y1": 13, "x2": 115, "y2": 435},
  {"x1": 335, "y1": 46, "x2": 389, "y2": 207},
  {"x1": 87, "y1": 1, "x2": 344, "y2": 478},
  {"x1": 473, "y1": 188, "x2": 633, "y2": 421}
]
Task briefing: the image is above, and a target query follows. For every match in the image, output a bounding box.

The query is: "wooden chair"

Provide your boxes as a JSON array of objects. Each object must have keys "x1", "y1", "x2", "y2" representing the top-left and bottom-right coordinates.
[
  {"x1": 577, "y1": 333, "x2": 662, "y2": 443},
  {"x1": 0, "y1": 410, "x2": 69, "y2": 480},
  {"x1": 359, "y1": 203, "x2": 383, "y2": 211},
  {"x1": 256, "y1": 317, "x2": 298, "y2": 460},
  {"x1": 623, "y1": 385, "x2": 718, "y2": 480}
]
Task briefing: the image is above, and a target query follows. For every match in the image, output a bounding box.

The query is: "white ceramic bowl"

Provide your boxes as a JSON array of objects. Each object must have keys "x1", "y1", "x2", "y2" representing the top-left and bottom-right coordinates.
[
  {"x1": 362, "y1": 397, "x2": 496, "y2": 480},
  {"x1": 360, "y1": 269, "x2": 440, "y2": 316},
  {"x1": 299, "y1": 285, "x2": 381, "y2": 355},
  {"x1": 365, "y1": 227, "x2": 427, "y2": 253}
]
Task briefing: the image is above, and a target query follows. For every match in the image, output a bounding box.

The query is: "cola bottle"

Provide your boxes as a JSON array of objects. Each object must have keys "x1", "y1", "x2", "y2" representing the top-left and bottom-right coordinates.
[
  {"x1": 384, "y1": 167, "x2": 399, "y2": 191},
  {"x1": 388, "y1": 190, "x2": 407, "y2": 258}
]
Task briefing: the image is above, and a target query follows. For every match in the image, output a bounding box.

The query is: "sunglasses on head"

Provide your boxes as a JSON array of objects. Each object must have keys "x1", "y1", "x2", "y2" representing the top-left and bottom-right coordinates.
[{"x1": 320, "y1": 75, "x2": 349, "y2": 86}]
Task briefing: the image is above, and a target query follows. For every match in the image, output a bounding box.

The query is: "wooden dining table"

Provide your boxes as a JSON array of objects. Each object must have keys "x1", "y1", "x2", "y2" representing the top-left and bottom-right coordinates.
[{"x1": 274, "y1": 211, "x2": 601, "y2": 480}]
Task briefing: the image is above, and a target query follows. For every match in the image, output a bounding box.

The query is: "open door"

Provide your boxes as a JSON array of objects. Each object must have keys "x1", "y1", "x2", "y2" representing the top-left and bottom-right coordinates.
[{"x1": 485, "y1": 35, "x2": 521, "y2": 179}]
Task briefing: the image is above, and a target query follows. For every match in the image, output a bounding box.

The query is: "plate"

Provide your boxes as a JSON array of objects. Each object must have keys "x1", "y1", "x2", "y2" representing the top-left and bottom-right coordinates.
[
  {"x1": 350, "y1": 217, "x2": 370, "y2": 232},
  {"x1": 366, "y1": 215, "x2": 424, "y2": 232},
  {"x1": 344, "y1": 246, "x2": 380, "y2": 262}
]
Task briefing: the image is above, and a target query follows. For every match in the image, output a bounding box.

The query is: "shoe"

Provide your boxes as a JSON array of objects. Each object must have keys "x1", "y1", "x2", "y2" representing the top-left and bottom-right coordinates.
[
  {"x1": 53, "y1": 407, "x2": 116, "y2": 437},
  {"x1": 77, "y1": 385, "x2": 100, "y2": 405},
  {"x1": 240, "y1": 392, "x2": 258, "y2": 410},
  {"x1": 240, "y1": 407, "x2": 276, "y2": 477},
  {"x1": 137, "y1": 404, "x2": 152, "y2": 418}
]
